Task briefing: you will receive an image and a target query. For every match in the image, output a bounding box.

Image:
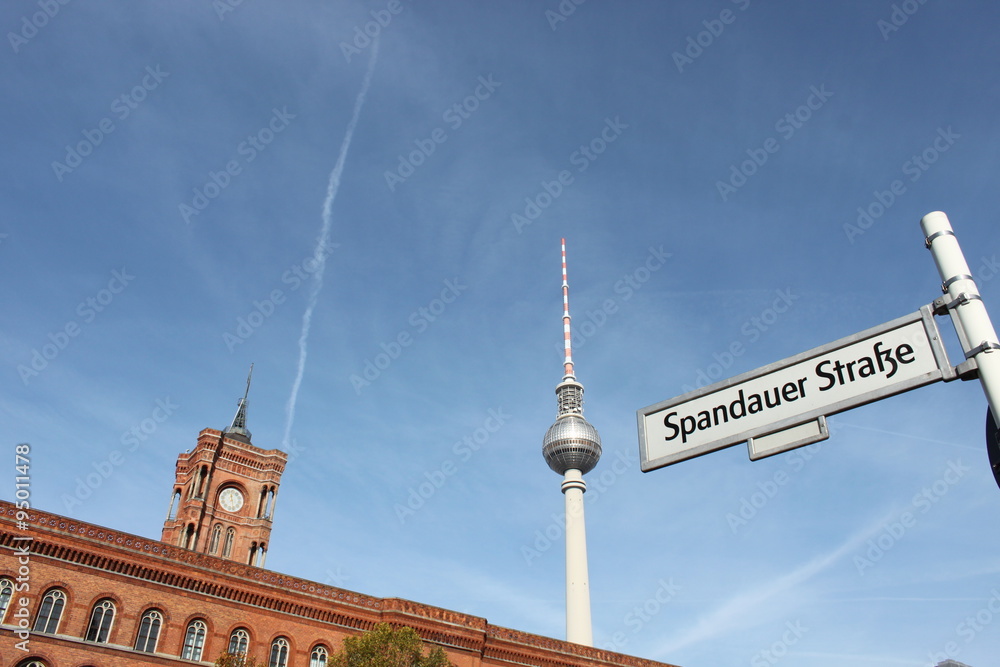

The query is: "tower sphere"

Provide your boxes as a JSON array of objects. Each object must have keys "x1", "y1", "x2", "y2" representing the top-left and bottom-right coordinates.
[{"x1": 542, "y1": 414, "x2": 602, "y2": 475}]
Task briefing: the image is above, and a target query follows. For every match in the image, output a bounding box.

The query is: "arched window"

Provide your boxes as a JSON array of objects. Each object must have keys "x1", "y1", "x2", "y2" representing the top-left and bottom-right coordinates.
[
  {"x1": 134, "y1": 609, "x2": 163, "y2": 652},
  {"x1": 184, "y1": 523, "x2": 198, "y2": 550},
  {"x1": 85, "y1": 598, "x2": 116, "y2": 642},
  {"x1": 257, "y1": 487, "x2": 267, "y2": 518},
  {"x1": 266, "y1": 487, "x2": 276, "y2": 518},
  {"x1": 181, "y1": 619, "x2": 208, "y2": 660},
  {"x1": 167, "y1": 488, "x2": 181, "y2": 520},
  {"x1": 209, "y1": 524, "x2": 223, "y2": 554},
  {"x1": 15, "y1": 659, "x2": 48, "y2": 667},
  {"x1": 197, "y1": 465, "x2": 209, "y2": 497},
  {"x1": 229, "y1": 627, "x2": 250, "y2": 655},
  {"x1": 33, "y1": 588, "x2": 66, "y2": 634},
  {"x1": 269, "y1": 636, "x2": 290, "y2": 667},
  {"x1": 0, "y1": 578, "x2": 14, "y2": 622},
  {"x1": 310, "y1": 644, "x2": 329, "y2": 667},
  {"x1": 222, "y1": 527, "x2": 235, "y2": 558}
]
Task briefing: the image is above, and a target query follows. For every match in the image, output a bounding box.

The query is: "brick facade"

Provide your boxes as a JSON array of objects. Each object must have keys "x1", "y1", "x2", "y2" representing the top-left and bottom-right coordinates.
[{"x1": 0, "y1": 501, "x2": 680, "y2": 667}]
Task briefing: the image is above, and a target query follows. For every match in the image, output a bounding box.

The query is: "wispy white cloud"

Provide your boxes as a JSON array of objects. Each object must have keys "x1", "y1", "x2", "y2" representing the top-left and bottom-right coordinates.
[
  {"x1": 423, "y1": 559, "x2": 563, "y2": 633},
  {"x1": 282, "y1": 36, "x2": 381, "y2": 449},
  {"x1": 649, "y1": 511, "x2": 896, "y2": 658},
  {"x1": 838, "y1": 421, "x2": 980, "y2": 451}
]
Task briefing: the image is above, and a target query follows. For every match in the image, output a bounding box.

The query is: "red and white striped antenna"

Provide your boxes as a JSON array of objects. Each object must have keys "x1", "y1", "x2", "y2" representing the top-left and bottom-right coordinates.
[{"x1": 561, "y1": 238, "x2": 575, "y2": 380}]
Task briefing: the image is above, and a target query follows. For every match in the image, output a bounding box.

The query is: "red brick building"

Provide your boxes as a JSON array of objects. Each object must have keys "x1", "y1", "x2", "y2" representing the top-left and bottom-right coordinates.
[{"x1": 0, "y1": 413, "x2": 680, "y2": 667}]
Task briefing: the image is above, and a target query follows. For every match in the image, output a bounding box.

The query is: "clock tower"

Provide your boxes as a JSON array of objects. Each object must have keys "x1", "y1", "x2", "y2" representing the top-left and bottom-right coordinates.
[{"x1": 161, "y1": 366, "x2": 287, "y2": 567}]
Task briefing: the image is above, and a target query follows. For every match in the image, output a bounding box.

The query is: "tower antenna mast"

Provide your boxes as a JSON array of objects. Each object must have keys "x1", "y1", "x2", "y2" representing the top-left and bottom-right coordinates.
[{"x1": 562, "y1": 238, "x2": 575, "y2": 380}]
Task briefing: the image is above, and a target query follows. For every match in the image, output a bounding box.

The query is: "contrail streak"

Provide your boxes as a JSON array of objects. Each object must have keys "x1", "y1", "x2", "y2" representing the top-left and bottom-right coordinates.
[
  {"x1": 282, "y1": 38, "x2": 380, "y2": 449},
  {"x1": 650, "y1": 510, "x2": 893, "y2": 657}
]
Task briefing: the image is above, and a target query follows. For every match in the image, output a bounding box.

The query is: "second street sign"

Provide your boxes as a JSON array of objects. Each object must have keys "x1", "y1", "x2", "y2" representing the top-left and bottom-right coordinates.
[{"x1": 639, "y1": 306, "x2": 956, "y2": 472}]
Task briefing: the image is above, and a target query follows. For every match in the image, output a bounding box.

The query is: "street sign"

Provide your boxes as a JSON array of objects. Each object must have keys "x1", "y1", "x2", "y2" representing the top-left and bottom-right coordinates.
[{"x1": 639, "y1": 306, "x2": 955, "y2": 472}]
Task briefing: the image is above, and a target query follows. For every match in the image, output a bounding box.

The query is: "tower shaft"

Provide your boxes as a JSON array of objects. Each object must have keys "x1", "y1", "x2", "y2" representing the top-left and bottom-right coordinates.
[{"x1": 562, "y1": 470, "x2": 593, "y2": 646}]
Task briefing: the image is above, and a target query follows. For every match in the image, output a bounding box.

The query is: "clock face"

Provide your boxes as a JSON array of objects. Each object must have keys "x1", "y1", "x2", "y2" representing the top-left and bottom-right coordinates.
[{"x1": 219, "y1": 488, "x2": 244, "y2": 513}]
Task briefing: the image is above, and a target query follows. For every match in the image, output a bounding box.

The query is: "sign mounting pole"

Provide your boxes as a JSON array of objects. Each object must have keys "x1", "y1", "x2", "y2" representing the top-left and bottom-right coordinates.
[{"x1": 921, "y1": 211, "x2": 1000, "y2": 424}]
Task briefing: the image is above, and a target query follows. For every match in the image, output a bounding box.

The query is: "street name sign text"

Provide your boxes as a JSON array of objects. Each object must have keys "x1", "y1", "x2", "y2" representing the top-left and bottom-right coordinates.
[{"x1": 639, "y1": 307, "x2": 954, "y2": 472}]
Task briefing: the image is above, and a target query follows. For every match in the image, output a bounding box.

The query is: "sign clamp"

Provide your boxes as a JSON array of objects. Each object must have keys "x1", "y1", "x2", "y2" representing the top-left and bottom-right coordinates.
[{"x1": 965, "y1": 341, "x2": 1000, "y2": 358}]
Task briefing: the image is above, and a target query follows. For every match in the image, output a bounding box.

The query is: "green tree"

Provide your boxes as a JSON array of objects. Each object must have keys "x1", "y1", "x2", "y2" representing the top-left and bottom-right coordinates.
[
  {"x1": 328, "y1": 623, "x2": 453, "y2": 667},
  {"x1": 215, "y1": 651, "x2": 265, "y2": 667}
]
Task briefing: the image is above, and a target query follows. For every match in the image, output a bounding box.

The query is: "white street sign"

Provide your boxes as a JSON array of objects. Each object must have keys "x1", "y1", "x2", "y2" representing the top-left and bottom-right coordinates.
[{"x1": 638, "y1": 306, "x2": 955, "y2": 472}]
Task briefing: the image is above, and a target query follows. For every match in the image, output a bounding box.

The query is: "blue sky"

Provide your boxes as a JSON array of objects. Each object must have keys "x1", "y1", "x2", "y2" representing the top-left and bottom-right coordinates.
[{"x1": 3, "y1": 2, "x2": 1000, "y2": 666}]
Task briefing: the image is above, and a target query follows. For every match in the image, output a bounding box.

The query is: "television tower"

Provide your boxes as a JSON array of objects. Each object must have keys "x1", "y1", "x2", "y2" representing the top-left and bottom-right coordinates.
[{"x1": 542, "y1": 238, "x2": 602, "y2": 646}]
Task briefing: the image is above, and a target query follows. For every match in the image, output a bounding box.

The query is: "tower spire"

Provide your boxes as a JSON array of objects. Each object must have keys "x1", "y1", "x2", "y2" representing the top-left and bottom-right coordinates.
[
  {"x1": 541, "y1": 239, "x2": 602, "y2": 646},
  {"x1": 225, "y1": 364, "x2": 253, "y2": 443},
  {"x1": 561, "y1": 238, "x2": 575, "y2": 380}
]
